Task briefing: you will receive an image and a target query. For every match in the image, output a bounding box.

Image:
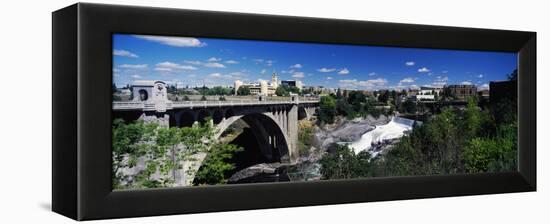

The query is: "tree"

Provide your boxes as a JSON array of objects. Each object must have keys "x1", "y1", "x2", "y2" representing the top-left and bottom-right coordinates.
[
  {"x1": 200, "y1": 95, "x2": 207, "y2": 101},
  {"x1": 402, "y1": 99, "x2": 417, "y2": 114},
  {"x1": 193, "y1": 143, "x2": 243, "y2": 185},
  {"x1": 336, "y1": 98, "x2": 355, "y2": 118},
  {"x1": 237, "y1": 86, "x2": 251, "y2": 95},
  {"x1": 297, "y1": 120, "x2": 315, "y2": 156},
  {"x1": 112, "y1": 83, "x2": 118, "y2": 93},
  {"x1": 378, "y1": 90, "x2": 390, "y2": 103},
  {"x1": 508, "y1": 69, "x2": 518, "y2": 81},
  {"x1": 319, "y1": 143, "x2": 374, "y2": 180},
  {"x1": 319, "y1": 95, "x2": 337, "y2": 124},
  {"x1": 112, "y1": 118, "x2": 243, "y2": 189},
  {"x1": 348, "y1": 91, "x2": 367, "y2": 112},
  {"x1": 275, "y1": 86, "x2": 289, "y2": 96},
  {"x1": 462, "y1": 97, "x2": 481, "y2": 138}
]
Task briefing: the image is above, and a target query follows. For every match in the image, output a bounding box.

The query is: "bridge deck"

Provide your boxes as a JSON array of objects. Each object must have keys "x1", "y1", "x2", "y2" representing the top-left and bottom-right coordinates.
[{"x1": 113, "y1": 100, "x2": 320, "y2": 111}]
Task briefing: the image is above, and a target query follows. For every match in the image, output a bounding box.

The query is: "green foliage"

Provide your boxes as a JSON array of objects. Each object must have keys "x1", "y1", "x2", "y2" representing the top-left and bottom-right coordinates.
[
  {"x1": 275, "y1": 86, "x2": 289, "y2": 96},
  {"x1": 200, "y1": 95, "x2": 207, "y2": 101},
  {"x1": 464, "y1": 124, "x2": 517, "y2": 173},
  {"x1": 194, "y1": 143, "x2": 243, "y2": 185},
  {"x1": 319, "y1": 95, "x2": 337, "y2": 124},
  {"x1": 219, "y1": 96, "x2": 226, "y2": 101},
  {"x1": 276, "y1": 85, "x2": 301, "y2": 96},
  {"x1": 319, "y1": 144, "x2": 374, "y2": 179},
  {"x1": 298, "y1": 120, "x2": 315, "y2": 156},
  {"x1": 336, "y1": 98, "x2": 355, "y2": 118},
  {"x1": 237, "y1": 86, "x2": 251, "y2": 96},
  {"x1": 112, "y1": 95, "x2": 122, "y2": 101},
  {"x1": 401, "y1": 99, "x2": 417, "y2": 114},
  {"x1": 208, "y1": 86, "x2": 233, "y2": 95},
  {"x1": 461, "y1": 97, "x2": 481, "y2": 138},
  {"x1": 378, "y1": 90, "x2": 390, "y2": 103},
  {"x1": 112, "y1": 118, "x2": 241, "y2": 189}
]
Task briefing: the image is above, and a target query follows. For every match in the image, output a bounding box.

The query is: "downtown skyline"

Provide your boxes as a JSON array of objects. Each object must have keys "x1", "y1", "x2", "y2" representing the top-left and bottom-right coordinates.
[{"x1": 113, "y1": 34, "x2": 517, "y2": 90}]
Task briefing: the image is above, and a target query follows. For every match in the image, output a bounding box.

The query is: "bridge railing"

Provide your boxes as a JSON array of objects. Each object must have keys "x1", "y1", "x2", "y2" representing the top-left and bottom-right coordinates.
[{"x1": 113, "y1": 98, "x2": 319, "y2": 111}]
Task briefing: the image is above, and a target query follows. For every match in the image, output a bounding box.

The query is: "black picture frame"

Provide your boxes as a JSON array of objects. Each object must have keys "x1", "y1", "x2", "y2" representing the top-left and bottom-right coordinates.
[{"x1": 52, "y1": 3, "x2": 536, "y2": 221}]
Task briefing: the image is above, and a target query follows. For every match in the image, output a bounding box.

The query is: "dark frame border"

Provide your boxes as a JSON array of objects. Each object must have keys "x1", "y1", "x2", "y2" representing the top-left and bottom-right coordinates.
[{"x1": 52, "y1": 3, "x2": 536, "y2": 220}]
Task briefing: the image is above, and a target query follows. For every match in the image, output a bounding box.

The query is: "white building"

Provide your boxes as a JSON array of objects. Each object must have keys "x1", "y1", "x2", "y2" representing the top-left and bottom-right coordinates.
[
  {"x1": 413, "y1": 86, "x2": 441, "y2": 101},
  {"x1": 234, "y1": 73, "x2": 280, "y2": 96}
]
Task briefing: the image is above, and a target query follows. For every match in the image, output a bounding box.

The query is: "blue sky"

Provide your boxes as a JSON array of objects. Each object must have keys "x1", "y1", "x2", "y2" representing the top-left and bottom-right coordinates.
[{"x1": 113, "y1": 34, "x2": 517, "y2": 90}]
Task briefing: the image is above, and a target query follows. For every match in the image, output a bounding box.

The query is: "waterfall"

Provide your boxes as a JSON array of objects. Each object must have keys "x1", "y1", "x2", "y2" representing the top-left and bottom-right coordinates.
[{"x1": 348, "y1": 116, "x2": 417, "y2": 156}]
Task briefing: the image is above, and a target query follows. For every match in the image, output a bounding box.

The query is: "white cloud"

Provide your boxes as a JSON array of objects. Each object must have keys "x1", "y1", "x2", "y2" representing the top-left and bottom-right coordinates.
[
  {"x1": 253, "y1": 59, "x2": 264, "y2": 64},
  {"x1": 418, "y1": 67, "x2": 430, "y2": 73},
  {"x1": 436, "y1": 76, "x2": 449, "y2": 81},
  {"x1": 204, "y1": 62, "x2": 226, "y2": 68},
  {"x1": 339, "y1": 78, "x2": 388, "y2": 89},
  {"x1": 478, "y1": 74, "x2": 484, "y2": 78},
  {"x1": 183, "y1": 60, "x2": 202, "y2": 65},
  {"x1": 409, "y1": 85, "x2": 420, "y2": 90},
  {"x1": 113, "y1": 49, "x2": 138, "y2": 58},
  {"x1": 208, "y1": 73, "x2": 222, "y2": 78},
  {"x1": 119, "y1": 64, "x2": 148, "y2": 69},
  {"x1": 156, "y1": 61, "x2": 197, "y2": 71},
  {"x1": 368, "y1": 72, "x2": 376, "y2": 76},
  {"x1": 208, "y1": 57, "x2": 222, "y2": 62},
  {"x1": 261, "y1": 69, "x2": 267, "y2": 74},
  {"x1": 399, "y1": 77, "x2": 415, "y2": 83},
  {"x1": 292, "y1": 72, "x2": 305, "y2": 78},
  {"x1": 229, "y1": 71, "x2": 246, "y2": 77},
  {"x1": 405, "y1": 61, "x2": 415, "y2": 66},
  {"x1": 225, "y1": 60, "x2": 239, "y2": 64},
  {"x1": 290, "y1": 64, "x2": 303, "y2": 69},
  {"x1": 326, "y1": 77, "x2": 333, "y2": 80},
  {"x1": 134, "y1": 35, "x2": 206, "y2": 47},
  {"x1": 266, "y1": 60, "x2": 274, "y2": 66},
  {"x1": 461, "y1": 81, "x2": 473, "y2": 85},
  {"x1": 207, "y1": 73, "x2": 236, "y2": 80},
  {"x1": 338, "y1": 68, "x2": 350, "y2": 75},
  {"x1": 442, "y1": 70, "x2": 449, "y2": 74},
  {"x1": 317, "y1": 68, "x2": 336, "y2": 73},
  {"x1": 131, "y1": 74, "x2": 142, "y2": 79}
]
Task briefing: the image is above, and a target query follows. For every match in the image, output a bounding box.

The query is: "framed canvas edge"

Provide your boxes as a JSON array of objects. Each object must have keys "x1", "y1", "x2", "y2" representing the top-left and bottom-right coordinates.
[{"x1": 52, "y1": 2, "x2": 537, "y2": 221}]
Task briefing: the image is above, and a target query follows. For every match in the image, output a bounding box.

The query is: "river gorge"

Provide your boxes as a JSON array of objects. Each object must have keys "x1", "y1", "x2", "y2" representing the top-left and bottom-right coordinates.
[{"x1": 228, "y1": 115, "x2": 419, "y2": 183}]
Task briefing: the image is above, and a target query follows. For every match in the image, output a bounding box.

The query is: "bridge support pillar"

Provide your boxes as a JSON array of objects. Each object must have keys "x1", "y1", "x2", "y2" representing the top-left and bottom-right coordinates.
[{"x1": 287, "y1": 105, "x2": 299, "y2": 163}]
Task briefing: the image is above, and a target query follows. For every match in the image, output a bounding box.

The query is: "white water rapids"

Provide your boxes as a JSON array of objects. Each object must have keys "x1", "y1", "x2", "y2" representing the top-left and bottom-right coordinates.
[{"x1": 348, "y1": 116, "x2": 417, "y2": 156}]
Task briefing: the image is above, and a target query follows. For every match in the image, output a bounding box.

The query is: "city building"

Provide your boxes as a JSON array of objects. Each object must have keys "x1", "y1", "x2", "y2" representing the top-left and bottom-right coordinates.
[
  {"x1": 413, "y1": 86, "x2": 440, "y2": 101},
  {"x1": 280, "y1": 80, "x2": 303, "y2": 90},
  {"x1": 445, "y1": 84, "x2": 477, "y2": 99},
  {"x1": 234, "y1": 73, "x2": 279, "y2": 96}
]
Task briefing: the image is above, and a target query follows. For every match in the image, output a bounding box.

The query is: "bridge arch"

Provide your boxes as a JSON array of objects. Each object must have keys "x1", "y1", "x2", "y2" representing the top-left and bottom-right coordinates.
[
  {"x1": 298, "y1": 106, "x2": 308, "y2": 120},
  {"x1": 215, "y1": 112, "x2": 291, "y2": 164},
  {"x1": 179, "y1": 110, "x2": 196, "y2": 127},
  {"x1": 212, "y1": 109, "x2": 224, "y2": 124},
  {"x1": 197, "y1": 110, "x2": 211, "y2": 124}
]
